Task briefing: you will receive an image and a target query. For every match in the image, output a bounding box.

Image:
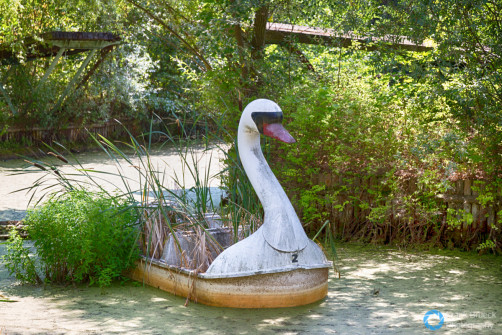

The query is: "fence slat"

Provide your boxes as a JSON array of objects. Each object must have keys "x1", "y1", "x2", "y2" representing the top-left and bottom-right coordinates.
[
  {"x1": 313, "y1": 173, "x2": 499, "y2": 244},
  {"x1": 1, "y1": 119, "x2": 138, "y2": 143}
]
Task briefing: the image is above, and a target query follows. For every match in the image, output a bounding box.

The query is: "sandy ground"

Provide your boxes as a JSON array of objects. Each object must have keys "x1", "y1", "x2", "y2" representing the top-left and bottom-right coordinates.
[{"x1": 1, "y1": 243, "x2": 501, "y2": 334}]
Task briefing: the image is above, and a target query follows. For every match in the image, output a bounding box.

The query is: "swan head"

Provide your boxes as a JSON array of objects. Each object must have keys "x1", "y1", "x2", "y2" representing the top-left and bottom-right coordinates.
[{"x1": 240, "y1": 99, "x2": 295, "y2": 143}]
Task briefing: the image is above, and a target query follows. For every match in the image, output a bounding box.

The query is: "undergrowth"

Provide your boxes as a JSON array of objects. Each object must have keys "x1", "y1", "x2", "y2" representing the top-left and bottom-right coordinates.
[{"x1": 2, "y1": 189, "x2": 139, "y2": 286}]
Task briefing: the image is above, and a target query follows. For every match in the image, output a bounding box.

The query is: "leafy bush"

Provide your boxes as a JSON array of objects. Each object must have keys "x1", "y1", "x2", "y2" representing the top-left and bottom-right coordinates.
[
  {"x1": 3, "y1": 229, "x2": 42, "y2": 284},
  {"x1": 3, "y1": 190, "x2": 139, "y2": 286},
  {"x1": 266, "y1": 65, "x2": 499, "y2": 250}
]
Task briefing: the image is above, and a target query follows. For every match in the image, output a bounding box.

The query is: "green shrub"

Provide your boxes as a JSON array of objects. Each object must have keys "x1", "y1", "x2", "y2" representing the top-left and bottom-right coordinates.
[
  {"x1": 3, "y1": 190, "x2": 140, "y2": 286},
  {"x1": 2, "y1": 229, "x2": 42, "y2": 284}
]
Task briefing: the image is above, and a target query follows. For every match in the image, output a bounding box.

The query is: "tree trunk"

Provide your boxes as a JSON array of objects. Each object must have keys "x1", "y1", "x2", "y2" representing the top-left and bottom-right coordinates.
[
  {"x1": 76, "y1": 45, "x2": 114, "y2": 90},
  {"x1": 251, "y1": 6, "x2": 269, "y2": 61}
]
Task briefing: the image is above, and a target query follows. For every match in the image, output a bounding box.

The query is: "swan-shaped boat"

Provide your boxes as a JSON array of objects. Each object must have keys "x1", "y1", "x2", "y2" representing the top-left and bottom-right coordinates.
[{"x1": 129, "y1": 99, "x2": 332, "y2": 308}]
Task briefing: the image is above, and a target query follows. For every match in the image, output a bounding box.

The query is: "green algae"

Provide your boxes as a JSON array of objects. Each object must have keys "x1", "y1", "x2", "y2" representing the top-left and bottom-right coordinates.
[{"x1": 1, "y1": 242, "x2": 500, "y2": 334}]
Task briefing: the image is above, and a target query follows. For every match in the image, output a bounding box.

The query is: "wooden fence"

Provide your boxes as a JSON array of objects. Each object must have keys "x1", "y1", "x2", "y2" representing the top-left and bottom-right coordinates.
[
  {"x1": 308, "y1": 173, "x2": 500, "y2": 247},
  {"x1": 0, "y1": 116, "x2": 207, "y2": 145},
  {"x1": 1, "y1": 119, "x2": 140, "y2": 143}
]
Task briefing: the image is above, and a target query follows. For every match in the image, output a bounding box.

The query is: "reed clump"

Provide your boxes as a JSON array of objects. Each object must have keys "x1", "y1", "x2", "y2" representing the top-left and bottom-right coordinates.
[{"x1": 4, "y1": 116, "x2": 265, "y2": 284}]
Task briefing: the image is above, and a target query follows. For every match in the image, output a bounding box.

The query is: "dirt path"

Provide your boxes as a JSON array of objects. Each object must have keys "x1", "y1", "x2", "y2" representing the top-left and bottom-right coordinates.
[{"x1": 1, "y1": 243, "x2": 501, "y2": 334}]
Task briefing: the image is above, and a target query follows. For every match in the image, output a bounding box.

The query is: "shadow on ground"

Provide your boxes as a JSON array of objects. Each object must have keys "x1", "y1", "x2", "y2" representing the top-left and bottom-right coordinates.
[
  {"x1": 0, "y1": 209, "x2": 26, "y2": 221},
  {"x1": 1, "y1": 243, "x2": 501, "y2": 334}
]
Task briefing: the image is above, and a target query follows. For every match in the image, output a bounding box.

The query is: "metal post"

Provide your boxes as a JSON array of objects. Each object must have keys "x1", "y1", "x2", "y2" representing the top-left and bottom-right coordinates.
[
  {"x1": 52, "y1": 49, "x2": 97, "y2": 112},
  {"x1": 0, "y1": 81, "x2": 17, "y2": 116},
  {"x1": 35, "y1": 47, "x2": 66, "y2": 91},
  {"x1": 0, "y1": 66, "x2": 18, "y2": 115}
]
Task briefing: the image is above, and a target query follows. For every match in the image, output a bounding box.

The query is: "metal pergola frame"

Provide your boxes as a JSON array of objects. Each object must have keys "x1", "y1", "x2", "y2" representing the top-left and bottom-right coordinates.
[{"x1": 0, "y1": 32, "x2": 121, "y2": 116}]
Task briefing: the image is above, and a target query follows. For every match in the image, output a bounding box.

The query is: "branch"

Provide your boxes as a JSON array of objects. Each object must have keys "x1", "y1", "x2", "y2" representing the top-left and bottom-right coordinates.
[
  {"x1": 151, "y1": 0, "x2": 192, "y2": 23},
  {"x1": 125, "y1": 0, "x2": 212, "y2": 71},
  {"x1": 150, "y1": 30, "x2": 207, "y2": 73},
  {"x1": 233, "y1": 23, "x2": 248, "y2": 80},
  {"x1": 280, "y1": 43, "x2": 316, "y2": 73},
  {"x1": 76, "y1": 46, "x2": 114, "y2": 90}
]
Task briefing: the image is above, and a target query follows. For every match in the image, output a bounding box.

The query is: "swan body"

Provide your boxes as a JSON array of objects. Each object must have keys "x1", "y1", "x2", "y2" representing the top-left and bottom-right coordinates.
[{"x1": 204, "y1": 99, "x2": 330, "y2": 278}]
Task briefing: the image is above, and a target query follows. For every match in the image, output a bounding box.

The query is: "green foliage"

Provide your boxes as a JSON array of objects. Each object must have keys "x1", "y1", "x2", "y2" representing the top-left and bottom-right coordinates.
[
  {"x1": 477, "y1": 239, "x2": 496, "y2": 252},
  {"x1": 68, "y1": 44, "x2": 158, "y2": 123},
  {"x1": 473, "y1": 179, "x2": 502, "y2": 211},
  {"x1": 447, "y1": 208, "x2": 473, "y2": 229},
  {"x1": 2, "y1": 0, "x2": 501, "y2": 251},
  {"x1": 273, "y1": 73, "x2": 398, "y2": 228},
  {"x1": 4, "y1": 189, "x2": 139, "y2": 286},
  {"x1": 2, "y1": 230, "x2": 42, "y2": 284},
  {"x1": 299, "y1": 185, "x2": 329, "y2": 223},
  {"x1": 0, "y1": 0, "x2": 156, "y2": 128}
]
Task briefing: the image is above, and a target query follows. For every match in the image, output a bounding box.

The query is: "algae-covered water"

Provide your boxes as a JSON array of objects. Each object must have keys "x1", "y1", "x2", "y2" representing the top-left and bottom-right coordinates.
[
  {"x1": 1, "y1": 243, "x2": 501, "y2": 334},
  {"x1": 1, "y1": 147, "x2": 501, "y2": 334},
  {"x1": 0, "y1": 144, "x2": 226, "y2": 222}
]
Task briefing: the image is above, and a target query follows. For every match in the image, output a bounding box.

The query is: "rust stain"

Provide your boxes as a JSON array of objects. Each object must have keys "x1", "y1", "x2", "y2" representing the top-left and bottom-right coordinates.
[{"x1": 128, "y1": 260, "x2": 329, "y2": 308}]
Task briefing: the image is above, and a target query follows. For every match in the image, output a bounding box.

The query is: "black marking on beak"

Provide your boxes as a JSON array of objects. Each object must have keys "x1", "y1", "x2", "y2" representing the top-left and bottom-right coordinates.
[{"x1": 251, "y1": 111, "x2": 283, "y2": 133}]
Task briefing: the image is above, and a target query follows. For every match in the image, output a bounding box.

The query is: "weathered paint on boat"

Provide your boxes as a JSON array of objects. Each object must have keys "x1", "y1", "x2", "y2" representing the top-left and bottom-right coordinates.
[
  {"x1": 129, "y1": 257, "x2": 329, "y2": 308},
  {"x1": 129, "y1": 100, "x2": 333, "y2": 308}
]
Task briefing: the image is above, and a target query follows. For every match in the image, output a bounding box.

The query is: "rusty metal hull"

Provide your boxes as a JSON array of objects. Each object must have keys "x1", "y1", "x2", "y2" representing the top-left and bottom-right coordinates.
[{"x1": 129, "y1": 258, "x2": 329, "y2": 308}]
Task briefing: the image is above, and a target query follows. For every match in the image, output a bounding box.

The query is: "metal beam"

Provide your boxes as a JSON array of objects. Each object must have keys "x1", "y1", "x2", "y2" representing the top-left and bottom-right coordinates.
[
  {"x1": 265, "y1": 23, "x2": 433, "y2": 52},
  {"x1": 35, "y1": 47, "x2": 65, "y2": 91},
  {"x1": 49, "y1": 40, "x2": 120, "y2": 50},
  {"x1": 0, "y1": 81, "x2": 17, "y2": 115},
  {"x1": 52, "y1": 49, "x2": 97, "y2": 112}
]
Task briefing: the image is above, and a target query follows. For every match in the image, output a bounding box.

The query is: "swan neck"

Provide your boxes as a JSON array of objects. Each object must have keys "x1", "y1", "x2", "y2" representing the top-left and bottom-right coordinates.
[
  {"x1": 237, "y1": 119, "x2": 309, "y2": 252},
  {"x1": 237, "y1": 128, "x2": 279, "y2": 204}
]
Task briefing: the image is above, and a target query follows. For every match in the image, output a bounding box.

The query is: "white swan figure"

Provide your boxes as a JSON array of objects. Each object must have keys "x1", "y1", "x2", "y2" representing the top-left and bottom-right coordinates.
[{"x1": 203, "y1": 99, "x2": 330, "y2": 278}]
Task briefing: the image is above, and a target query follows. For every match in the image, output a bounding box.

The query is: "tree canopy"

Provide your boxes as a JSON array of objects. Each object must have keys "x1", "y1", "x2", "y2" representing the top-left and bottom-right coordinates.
[{"x1": 1, "y1": 0, "x2": 501, "y2": 250}]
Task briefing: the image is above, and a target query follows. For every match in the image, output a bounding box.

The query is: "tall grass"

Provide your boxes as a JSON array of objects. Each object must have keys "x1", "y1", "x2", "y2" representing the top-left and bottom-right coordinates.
[
  {"x1": 12, "y1": 115, "x2": 262, "y2": 274},
  {"x1": 13, "y1": 112, "x2": 338, "y2": 279}
]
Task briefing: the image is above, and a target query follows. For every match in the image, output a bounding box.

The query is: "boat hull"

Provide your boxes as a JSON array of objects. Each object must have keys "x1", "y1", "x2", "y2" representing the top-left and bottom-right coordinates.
[{"x1": 128, "y1": 258, "x2": 329, "y2": 308}]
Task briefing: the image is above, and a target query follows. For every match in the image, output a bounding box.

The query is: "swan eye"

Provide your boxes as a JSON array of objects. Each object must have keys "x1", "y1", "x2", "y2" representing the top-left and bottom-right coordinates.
[{"x1": 251, "y1": 112, "x2": 283, "y2": 133}]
